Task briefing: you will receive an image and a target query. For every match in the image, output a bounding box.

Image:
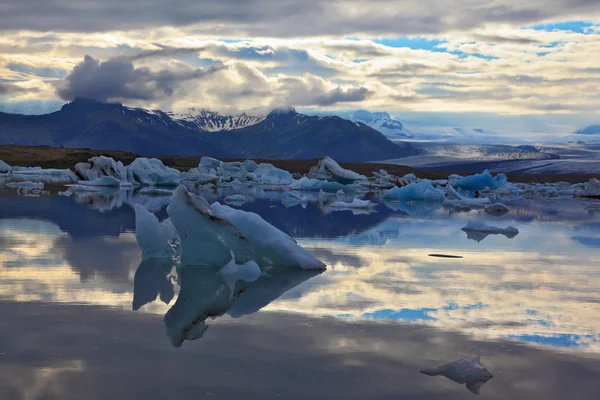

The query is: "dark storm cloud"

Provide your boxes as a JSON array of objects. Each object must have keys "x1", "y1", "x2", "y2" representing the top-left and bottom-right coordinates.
[
  {"x1": 56, "y1": 55, "x2": 225, "y2": 102},
  {"x1": 0, "y1": 82, "x2": 38, "y2": 96},
  {"x1": 1, "y1": 0, "x2": 599, "y2": 36},
  {"x1": 312, "y1": 87, "x2": 372, "y2": 106}
]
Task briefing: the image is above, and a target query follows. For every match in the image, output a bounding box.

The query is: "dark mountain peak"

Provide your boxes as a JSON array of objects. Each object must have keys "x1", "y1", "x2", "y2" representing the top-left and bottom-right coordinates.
[{"x1": 62, "y1": 97, "x2": 124, "y2": 113}]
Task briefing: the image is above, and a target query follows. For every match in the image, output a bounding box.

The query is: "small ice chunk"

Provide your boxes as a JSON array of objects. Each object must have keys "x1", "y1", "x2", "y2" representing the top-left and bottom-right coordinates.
[
  {"x1": 444, "y1": 184, "x2": 492, "y2": 209},
  {"x1": 134, "y1": 204, "x2": 179, "y2": 259},
  {"x1": 0, "y1": 160, "x2": 11, "y2": 173},
  {"x1": 336, "y1": 189, "x2": 345, "y2": 199},
  {"x1": 224, "y1": 194, "x2": 252, "y2": 205},
  {"x1": 383, "y1": 181, "x2": 445, "y2": 202},
  {"x1": 6, "y1": 181, "x2": 44, "y2": 189},
  {"x1": 461, "y1": 220, "x2": 519, "y2": 242},
  {"x1": 242, "y1": 159, "x2": 258, "y2": 173},
  {"x1": 67, "y1": 184, "x2": 101, "y2": 192},
  {"x1": 420, "y1": 356, "x2": 493, "y2": 394},
  {"x1": 58, "y1": 190, "x2": 73, "y2": 197},
  {"x1": 328, "y1": 199, "x2": 376, "y2": 210}
]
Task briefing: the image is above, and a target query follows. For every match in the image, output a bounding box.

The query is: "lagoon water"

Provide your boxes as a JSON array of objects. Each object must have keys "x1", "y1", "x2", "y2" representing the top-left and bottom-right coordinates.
[{"x1": 1, "y1": 187, "x2": 600, "y2": 399}]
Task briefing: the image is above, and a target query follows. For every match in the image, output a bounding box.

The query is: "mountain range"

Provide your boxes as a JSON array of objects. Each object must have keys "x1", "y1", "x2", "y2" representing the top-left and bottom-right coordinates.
[{"x1": 0, "y1": 98, "x2": 415, "y2": 162}]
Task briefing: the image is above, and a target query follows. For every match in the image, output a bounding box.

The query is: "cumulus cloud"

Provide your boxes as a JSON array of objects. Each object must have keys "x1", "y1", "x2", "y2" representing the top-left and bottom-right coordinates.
[{"x1": 56, "y1": 55, "x2": 225, "y2": 102}]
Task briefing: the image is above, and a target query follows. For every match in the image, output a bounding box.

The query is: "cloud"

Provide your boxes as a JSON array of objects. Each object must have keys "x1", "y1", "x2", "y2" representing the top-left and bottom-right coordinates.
[
  {"x1": 0, "y1": 0, "x2": 599, "y2": 37},
  {"x1": 0, "y1": 82, "x2": 39, "y2": 96},
  {"x1": 56, "y1": 55, "x2": 225, "y2": 102}
]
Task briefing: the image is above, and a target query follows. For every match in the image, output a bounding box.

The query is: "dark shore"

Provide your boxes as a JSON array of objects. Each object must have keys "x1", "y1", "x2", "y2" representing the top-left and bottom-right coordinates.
[{"x1": 0, "y1": 145, "x2": 597, "y2": 184}]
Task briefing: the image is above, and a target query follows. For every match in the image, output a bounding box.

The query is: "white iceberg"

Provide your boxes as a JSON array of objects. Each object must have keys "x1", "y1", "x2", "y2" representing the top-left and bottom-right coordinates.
[
  {"x1": 224, "y1": 194, "x2": 253, "y2": 205},
  {"x1": 289, "y1": 177, "x2": 346, "y2": 192},
  {"x1": 327, "y1": 199, "x2": 376, "y2": 210},
  {"x1": 461, "y1": 220, "x2": 519, "y2": 242},
  {"x1": 420, "y1": 356, "x2": 493, "y2": 395},
  {"x1": 134, "y1": 204, "x2": 179, "y2": 260},
  {"x1": 451, "y1": 170, "x2": 507, "y2": 191},
  {"x1": 79, "y1": 176, "x2": 126, "y2": 187},
  {"x1": 6, "y1": 181, "x2": 44, "y2": 189},
  {"x1": 251, "y1": 163, "x2": 294, "y2": 185},
  {"x1": 576, "y1": 178, "x2": 600, "y2": 198},
  {"x1": 10, "y1": 167, "x2": 78, "y2": 184},
  {"x1": 124, "y1": 158, "x2": 180, "y2": 187},
  {"x1": 75, "y1": 156, "x2": 124, "y2": 182},
  {"x1": 383, "y1": 181, "x2": 445, "y2": 202},
  {"x1": 167, "y1": 186, "x2": 326, "y2": 270},
  {"x1": 308, "y1": 156, "x2": 366, "y2": 184}
]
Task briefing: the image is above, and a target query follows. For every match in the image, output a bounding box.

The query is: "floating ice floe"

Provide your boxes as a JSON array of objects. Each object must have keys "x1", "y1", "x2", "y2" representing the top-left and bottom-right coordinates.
[
  {"x1": 10, "y1": 166, "x2": 78, "y2": 184},
  {"x1": 327, "y1": 199, "x2": 376, "y2": 210},
  {"x1": 383, "y1": 181, "x2": 445, "y2": 202},
  {"x1": 224, "y1": 194, "x2": 253, "y2": 205},
  {"x1": 576, "y1": 178, "x2": 600, "y2": 199},
  {"x1": 289, "y1": 177, "x2": 346, "y2": 192},
  {"x1": 134, "y1": 204, "x2": 179, "y2": 260},
  {"x1": 461, "y1": 220, "x2": 519, "y2": 242},
  {"x1": 66, "y1": 184, "x2": 101, "y2": 192},
  {"x1": 451, "y1": 170, "x2": 507, "y2": 191},
  {"x1": 58, "y1": 190, "x2": 73, "y2": 197},
  {"x1": 308, "y1": 156, "x2": 366, "y2": 184},
  {"x1": 167, "y1": 186, "x2": 326, "y2": 270},
  {"x1": 420, "y1": 356, "x2": 493, "y2": 394},
  {"x1": 6, "y1": 181, "x2": 44, "y2": 189}
]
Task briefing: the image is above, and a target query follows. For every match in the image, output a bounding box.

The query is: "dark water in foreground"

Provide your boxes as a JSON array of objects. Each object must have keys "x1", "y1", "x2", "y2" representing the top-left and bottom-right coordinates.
[{"x1": 1, "y1": 188, "x2": 600, "y2": 399}]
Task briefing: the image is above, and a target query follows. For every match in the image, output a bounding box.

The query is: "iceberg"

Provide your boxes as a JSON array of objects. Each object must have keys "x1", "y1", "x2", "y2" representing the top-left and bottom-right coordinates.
[
  {"x1": 79, "y1": 176, "x2": 127, "y2": 187},
  {"x1": 0, "y1": 160, "x2": 10, "y2": 173},
  {"x1": 10, "y1": 167, "x2": 78, "y2": 184},
  {"x1": 451, "y1": 170, "x2": 507, "y2": 191},
  {"x1": 137, "y1": 188, "x2": 174, "y2": 196},
  {"x1": 224, "y1": 194, "x2": 253, "y2": 205},
  {"x1": 383, "y1": 181, "x2": 445, "y2": 202},
  {"x1": 67, "y1": 184, "x2": 101, "y2": 192},
  {"x1": 6, "y1": 181, "x2": 44, "y2": 189},
  {"x1": 58, "y1": 190, "x2": 73, "y2": 197},
  {"x1": 327, "y1": 199, "x2": 376, "y2": 210},
  {"x1": 124, "y1": 158, "x2": 180, "y2": 187},
  {"x1": 134, "y1": 204, "x2": 179, "y2": 259},
  {"x1": 289, "y1": 177, "x2": 346, "y2": 193},
  {"x1": 167, "y1": 186, "x2": 326, "y2": 270},
  {"x1": 76, "y1": 156, "x2": 180, "y2": 187},
  {"x1": 251, "y1": 163, "x2": 294, "y2": 185},
  {"x1": 420, "y1": 357, "x2": 493, "y2": 395},
  {"x1": 461, "y1": 220, "x2": 519, "y2": 242},
  {"x1": 576, "y1": 178, "x2": 600, "y2": 199},
  {"x1": 308, "y1": 156, "x2": 366, "y2": 184}
]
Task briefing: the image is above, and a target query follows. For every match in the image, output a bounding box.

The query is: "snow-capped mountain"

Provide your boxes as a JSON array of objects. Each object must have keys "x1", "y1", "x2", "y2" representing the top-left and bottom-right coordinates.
[
  {"x1": 347, "y1": 110, "x2": 413, "y2": 139},
  {"x1": 168, "y1": 109, "x2": 266, "y2": 132}
]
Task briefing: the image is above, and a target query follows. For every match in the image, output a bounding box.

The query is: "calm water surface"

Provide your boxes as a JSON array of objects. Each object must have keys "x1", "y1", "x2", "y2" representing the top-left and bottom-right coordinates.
[{"x1": 1, "y1": 187, "x2": 600, "y2": 399}]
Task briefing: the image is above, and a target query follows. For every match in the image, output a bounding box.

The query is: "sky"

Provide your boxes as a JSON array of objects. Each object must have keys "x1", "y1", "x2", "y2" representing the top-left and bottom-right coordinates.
[{"x1": 1, "y1": 0, "x2": 600, "y2": 136}]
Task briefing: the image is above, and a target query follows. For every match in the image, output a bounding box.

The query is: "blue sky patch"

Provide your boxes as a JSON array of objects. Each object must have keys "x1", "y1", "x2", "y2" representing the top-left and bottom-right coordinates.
[
  {"x1": 371, "y1": 37, "x2": 446, "y2": 51},
  {"x1": 529, "y1": 21, "x2": 597, "y2": 34}
]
